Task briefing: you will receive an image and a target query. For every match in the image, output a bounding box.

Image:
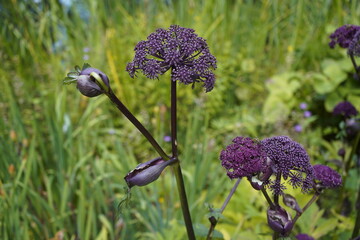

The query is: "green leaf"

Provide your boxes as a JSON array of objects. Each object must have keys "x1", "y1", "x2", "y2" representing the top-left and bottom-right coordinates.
[
  {"x1": 74, "y1": 65, "x2": 81, "y2": 72},
  {"x1": 82, "y1": 63, "x2": 91, "y2": 70},
  {"x1": 63, "y1": 77, "x2": 77, "y2": 85},
  {"x1": 67, "y1": 71, "x2": 79, "y2": 78}
]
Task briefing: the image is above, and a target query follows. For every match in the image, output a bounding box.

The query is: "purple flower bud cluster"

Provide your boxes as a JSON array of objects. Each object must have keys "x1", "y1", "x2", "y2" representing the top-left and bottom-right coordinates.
[
  {"x1": 313, "y1": 164, "x2": 342, "y2": 189},
  {"x1": 333, "y1": 101, "x2": 358, "y2": 118},
  {"x1": 220, "y1": 137, "x2": 266, "y2": 179},
  {"x1": 329, "y1": 25, "x2": 360, "y2": 49},
  {"x1": 261, "y1": 136, "x2": 315, "y2": 194},
  {"x1": 126, "y1": 25, "x2": 217, "y2": 92}
]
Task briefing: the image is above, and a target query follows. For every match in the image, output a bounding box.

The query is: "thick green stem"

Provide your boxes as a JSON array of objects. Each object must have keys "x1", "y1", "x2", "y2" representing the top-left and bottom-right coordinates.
[
  {"x1": 106, "y1": 89, "x2": 169, "y2": 160},
  {"x1": 170, "y1": 79, "x2": 195, "y2": 239}
]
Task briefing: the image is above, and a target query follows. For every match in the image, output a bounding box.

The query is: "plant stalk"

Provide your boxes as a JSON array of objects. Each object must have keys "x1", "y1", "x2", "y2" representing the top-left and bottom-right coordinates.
[
  {"x1": 352, "y1": 183, "x2": 360, "y2": 239},
  {"x1": 206, "y1": 178, "x2": 241, "y2": 240},
  {"x1": 170, "y1": 79, "x2": 195, "y2": 240},
  {"x1": 106, "y1": 89, "x2": 169, "y2": 160}
]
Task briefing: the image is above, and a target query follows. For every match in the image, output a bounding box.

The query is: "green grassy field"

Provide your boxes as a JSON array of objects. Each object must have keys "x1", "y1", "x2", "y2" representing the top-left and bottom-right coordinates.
[{"x1": 1, "y1": 0, "x2": 359, "y2": 239}]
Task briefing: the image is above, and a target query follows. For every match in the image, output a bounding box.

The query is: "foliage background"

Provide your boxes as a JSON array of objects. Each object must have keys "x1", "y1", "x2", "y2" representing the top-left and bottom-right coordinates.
[{"x1": 1, "y1": 0, "x2": 359, "y2": 239}]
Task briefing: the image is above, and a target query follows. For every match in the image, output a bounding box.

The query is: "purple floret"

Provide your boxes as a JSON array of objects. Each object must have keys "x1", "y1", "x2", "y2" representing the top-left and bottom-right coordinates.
[
  {"x1": 333, "y1": 101, "x2": 358, "y2": 118},
  {"x1": 126, "y1": 25, "x2": 217, "y2": 92},
  {"x1": 220, "y1": 137, "x2": 266, "y2": 179},
  {"x1": 329, "y1": 24, "x2": 360, "y2": 49},
  {"x1": 261, "y1": 136, "x2": 314, "y2": 193},
  {"x1": 313, "y1": 164, "x2": 342, "y2": 189}
]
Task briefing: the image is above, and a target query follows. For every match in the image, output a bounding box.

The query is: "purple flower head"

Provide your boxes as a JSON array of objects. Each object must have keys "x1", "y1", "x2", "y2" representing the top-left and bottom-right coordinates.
[
  {"x1": 329, "y1": 25, "x2": 360, "y2": 49},
  {"x1": 299, "y1": 102, "x2": 307, "y2": 110},
  {"x1": 220, "y1": 137, "x2": 266, "y2": 179},
  {"x1": 313, "y1": 164, "x2": 342, "y2": 189},
  {"x1": 267, "y1": 207, "x2": 293, "y2": 237},
  {"x1": 294, "y1": 124, "x2": 302, "y2": 132},
  {"x1": 333, "y1": 101, "x2": 358, "y2": 118},
  {"x1": 296, "y1": 234, "x2": 315, "y2": 240},
  {"x1": 126, "y1": 25, "x2": 217, "y2": 92},
  {"x1": 261, "y1": 136, "x2": 314, "y2": 193},
  {"x1": 304, "y1": 111, "x2": 312, "y2": 118},
  {"x1": 163, "y1": 135, "x2": 172, "y2": 142}
]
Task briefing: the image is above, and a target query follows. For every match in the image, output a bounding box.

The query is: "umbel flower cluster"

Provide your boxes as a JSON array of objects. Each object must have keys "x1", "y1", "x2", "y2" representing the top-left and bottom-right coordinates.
[
  {"x1": 220, "y1": 135, "x2": 342, "y2": 236},
  {"x1": 329, "y1": 24, "x2": 360, "y2": 56},
  {"x1": 126, "y1": 25, "x2": 217, "y2": 92}
]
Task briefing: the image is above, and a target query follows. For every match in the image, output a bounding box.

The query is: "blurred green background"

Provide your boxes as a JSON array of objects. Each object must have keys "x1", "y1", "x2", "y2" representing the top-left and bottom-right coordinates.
[{"x1": 1, "y1": 0, "x2": 360, "y2": 239}]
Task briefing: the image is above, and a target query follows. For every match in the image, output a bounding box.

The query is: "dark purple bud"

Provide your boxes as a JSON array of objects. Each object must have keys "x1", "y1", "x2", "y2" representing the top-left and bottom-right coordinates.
[
  {"x1": 267, "y1": 207, "x2": 293, "y2": 236},
  {"x1": 337, "y1": 148, "x2": 346, "y2": 157},
  {"x1": 296, "y1": 233, "x2": 315, "y2": 240},
  {"x1": 80, "y1": 67, "x2": 110, "y2": 90},
  {"x1": 76, "y1": 75, "x2": 103, "y2": 97},
  {"x1": 283, "y1": 194, "x2": 302, "y2": 214},
  {"x1": 124, "y1": 157, "x2": 176, "y2": 188},
  {"x1": 64, "y1": 64, "x2": 111, "y2": 97},
  {"x1": 346, "y1": 118, "x2": 360, "y2": 137}
]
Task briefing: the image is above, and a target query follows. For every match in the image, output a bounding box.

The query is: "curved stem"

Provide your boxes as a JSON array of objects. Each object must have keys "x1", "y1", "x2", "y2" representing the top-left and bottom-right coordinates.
[
  {"x1": 170, "y1": 79, "x2": 195, "y2": 240},
  {"x1": 206, "y1": 178, "x2": 241, "y2": 240},
  {"x1": 106, "y1": 89, "x2": 170, "y2": 160}
]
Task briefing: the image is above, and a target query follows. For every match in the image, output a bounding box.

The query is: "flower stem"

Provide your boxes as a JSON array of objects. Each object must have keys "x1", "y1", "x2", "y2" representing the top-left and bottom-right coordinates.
[
  {"x1": 350, "y1": 53, "x2": 360, "y2": 78},
  {"x1": 206, "y1": 178, "x2": 242, "y2": 240},
  {"x1": 173, "y1": 161, "x2": 196, "y2": 240},
  {"x1": 292, "y1": 192, "x2": 320, "y2": 224},
  {"x1": 352, "y1": 183, "x2": 360, "y2": 238},
  {"x1": 170, "y1": 79, "x2": 195, "y2": 240},
  {"x1": 106, "y1": 89, "x2": 170, "y2": 161},
  {"x1": 345, "y1": 131, "x2": 360, "y2": 174},
  {"x1": 261, "y1": 188, "x2": 275, "y2": 210}
]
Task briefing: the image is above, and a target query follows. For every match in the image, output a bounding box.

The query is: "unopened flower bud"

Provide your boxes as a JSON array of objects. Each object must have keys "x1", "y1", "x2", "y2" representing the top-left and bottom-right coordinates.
[
  {"x1": 76, "y1": 75, "x2": 103, "y2": 97},
  {"x1": 64, "y1": 64, "x2": 111, "y2": 97},
  {"x1": 267, "y1": 207, "x2": 293, "y2": 236},
  {"x1": 124, "y1": 157, "x2": 176, "y2": 188},
  {"x1": 283, "y1": 194, "x2": 302, "y2": 214},
  {"x1": 337, "y1": 148, "x2": 345, "y2": 157}
]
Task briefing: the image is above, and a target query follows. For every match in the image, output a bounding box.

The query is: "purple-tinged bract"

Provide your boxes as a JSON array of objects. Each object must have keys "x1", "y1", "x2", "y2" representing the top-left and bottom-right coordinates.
[
  {"x1": 333, "y1": 101, "x2": 358, "y2": 118},
  {"x1": 313, "y1": 164, "x2": 342, "y2": 189},
  {"x1": 261, "y1": 136, "x2": 314, "y2": 193},
  {"x1": 267, "y1": 207, "x2": 293, "y2": 237},
  {"x1": 126, "y1": 25, "x2": 217, "y2": 92},
  {"x1": 220, "y1": 137, "x2": 266, "y2": 179},
  {"x1": 329, "y1": 24, "x2": 360, "y2": 49}
]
